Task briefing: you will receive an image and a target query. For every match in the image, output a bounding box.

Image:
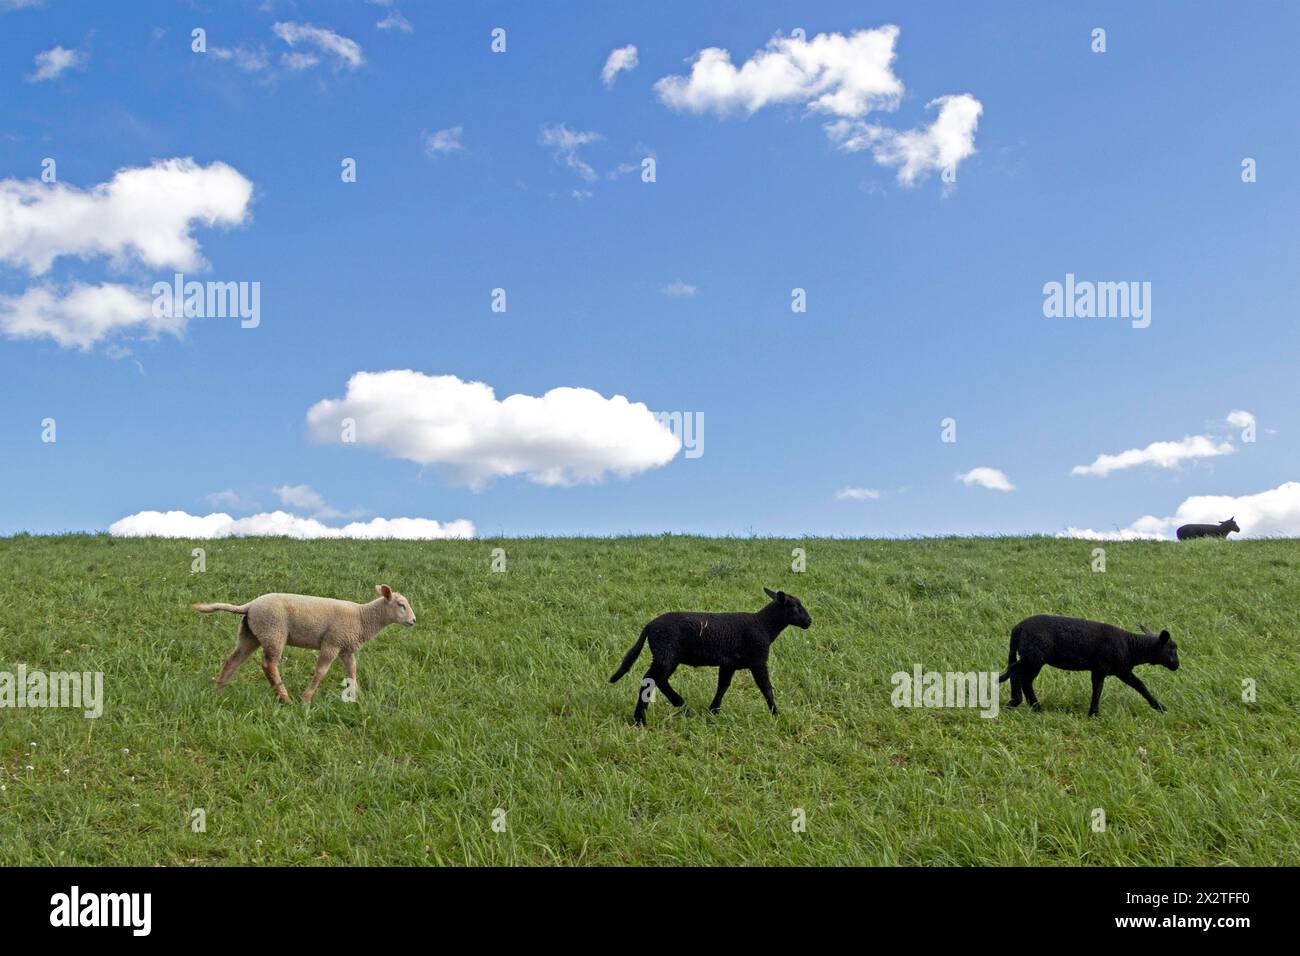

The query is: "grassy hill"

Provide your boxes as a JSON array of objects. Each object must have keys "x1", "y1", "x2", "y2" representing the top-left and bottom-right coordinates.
[{"x1": 0, "y1": 534, "x2": 1296, "y2": 865}]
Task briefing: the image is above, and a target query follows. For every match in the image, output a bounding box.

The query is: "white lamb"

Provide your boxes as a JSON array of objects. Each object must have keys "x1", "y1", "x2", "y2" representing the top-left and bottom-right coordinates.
[{"x1": 193, "y1": 585, "x2": 416, "y2": 703}]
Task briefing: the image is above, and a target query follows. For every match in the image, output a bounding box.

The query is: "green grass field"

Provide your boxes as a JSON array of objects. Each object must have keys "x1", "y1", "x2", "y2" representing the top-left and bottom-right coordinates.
[{"x1": 1, "y1": 534, "x2": 1297, "y2": 866}]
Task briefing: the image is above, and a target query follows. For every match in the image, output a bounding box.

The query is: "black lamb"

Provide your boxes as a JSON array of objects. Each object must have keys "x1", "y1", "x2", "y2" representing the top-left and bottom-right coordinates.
[
  {"x1": 1176, "y1": 516, "x2": 1240, "y2": 540},
  {"x1": 999, "y1": 615, "x2": 1179, "y2": 716},
  {"x1": 609, "y1": 587, "x2": 812, "y2": 725}
]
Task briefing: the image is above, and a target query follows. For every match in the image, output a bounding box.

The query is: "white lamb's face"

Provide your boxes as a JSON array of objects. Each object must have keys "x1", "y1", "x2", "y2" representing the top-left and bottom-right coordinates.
[
  {"x1": 376, "y1": 585, "x2": 417, "y2": 626},
  {"x1": 391, "y1": 592, "x2": 416, "y2": 627}
]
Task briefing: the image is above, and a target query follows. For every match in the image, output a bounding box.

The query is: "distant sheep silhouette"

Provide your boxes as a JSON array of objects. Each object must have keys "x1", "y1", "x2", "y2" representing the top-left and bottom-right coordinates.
[
  {"x1": 1176, "y1": 516, "x2": 1240, "y2": 540},
  {"x1": 609, "y1": 588, "x2": 812, "y2": 725}
]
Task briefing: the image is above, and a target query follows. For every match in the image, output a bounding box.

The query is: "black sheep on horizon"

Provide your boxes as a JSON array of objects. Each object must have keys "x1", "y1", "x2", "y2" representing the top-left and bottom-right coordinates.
[{"x1": 1176, "y1": 516, "x2": 1240, "y2": 540}]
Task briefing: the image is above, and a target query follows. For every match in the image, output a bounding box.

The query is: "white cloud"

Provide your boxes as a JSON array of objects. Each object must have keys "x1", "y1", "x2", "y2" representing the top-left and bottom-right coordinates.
[
  {"x1": 210, "y1": 44, "x2": 269, "y2": 73},
  {"x1": 281, "y1": 52, "x2": 320, "y2": 71},
  {"x1": 109, "y1": 510, "x2": 473, "y2": 540},
  {"x1": 539, "y1": 123, "x2": 603, "y2": 182},
  {"x1": 660, "y1": 280, "x2": 696, "y2": 297},
  {"x1": 376, "y1": 12, "x2": 412, "y2": 32},
  {"x1": 1057, "y1": 515, "x2": 1171, "y2": 541},
  {"x1": 1071, "y1": 435, "x2": 1234, "y2": 478},
  {"x1": 0, "y1": 158, "x2": 253, "y2": 276},
  {"x1": 655, "y1": 27, "x2": 981, "y2": 186},
  {"x1": 0, "y1": 283, "x2": 179, "y2": 350},
  {"x1": 1169, "y1": 482, "x2": 1300, "y2": 538},
  {"x1": 26, "y1": 45, "x2": 83, "y2": 82},
  {"x1": 273, "y1": 484, "x2": 326, "y2": 511},
  {"x1": 1058, "y1": 481, "x2": 1300, "y2": 541},
  {"x1": 270, "y1": 483, "x2": 364, "y2": 520},
  {"x1": 272, "y1": 22, "x2": 364, "y2": 70},
  {"x1": 655, "y1": 27, "x2": 903, "y2": 118},
  {"x1": 369, "y1": 0, "x2": 413, "y2": 33},
  {"x1": 2, "y1": 1, "x2": 44, "y2": 10},
  {"x1": 956, "y1": 467, "x2": 1015, "y2": 492},
  {"x1": 1227, "y1": 409, "x2": 1255, "y2": 429},
  {"x1": 305, "y1": 370, "x2": 681, "y2": 489},
  {"x1": 0, "y1": 159, "x2": 252, "y2": 350},
  {"x1": 602, "y1": 44, "x2": 639, "y2": 88},
  {"x1": 826, "y1": 93, "x2": 982, "y2": 185},
  {"x1": 424, "y1": 126, "x2": 464, "y2": 155},
  {"x1": 204, "y1": 489, "x2": 252, "y2": 510},
  {"x1": 836, "y1": 487, "x2": 881, "y2": 501}
]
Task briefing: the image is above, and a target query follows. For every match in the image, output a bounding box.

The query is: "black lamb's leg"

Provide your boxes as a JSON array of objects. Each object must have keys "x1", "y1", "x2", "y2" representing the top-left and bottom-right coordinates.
[
  {"x1": 752, "y1": 664, "x2": 778, "y2": 715},
  {"x1": 1119, "y1": 671, "x2": 1165, "y2": 712},
  {"x1": 1088, "y1": 671, "x2": 1106, "y2": 717},
  {"x1": 709, "y1": 667, "x2": 735, "y2": 713},
  {"x1": 634, "y1": 661, "x2": 665, "y2": 725},
  {"x1": 658, "y1": 663, "x2": 685, "y2": 708},
  {"x1": 1020, "y1": 661, "x2": 1042, "y2": 711}
]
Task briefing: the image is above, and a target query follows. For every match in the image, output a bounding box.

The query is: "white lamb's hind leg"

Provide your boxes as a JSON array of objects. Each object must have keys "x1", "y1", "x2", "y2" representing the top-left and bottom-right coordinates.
[{"x1": 215, "y1": 630, "x2": 258, "y2": 688}]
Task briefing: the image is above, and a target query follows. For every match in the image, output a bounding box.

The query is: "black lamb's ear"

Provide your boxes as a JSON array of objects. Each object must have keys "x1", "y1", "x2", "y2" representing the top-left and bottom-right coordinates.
[
  {"x1": 1159, "y1": 631, "x2": 1170, "y2": 644},
  {"x1": 777, "y1": 591, "x2": 788, "y2": 603},
  {"x1": 764, "y1": 587, "x2": 778, "y2": 600}
]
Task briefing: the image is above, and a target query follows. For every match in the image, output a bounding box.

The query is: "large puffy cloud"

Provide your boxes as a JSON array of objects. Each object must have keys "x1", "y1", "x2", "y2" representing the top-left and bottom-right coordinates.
[
  {"x1": 0, "y1": 159, "x2": 252, "y2": 350},
  {"x1": 305, "y1": 370, "x2": 681, "y2": 489},
  {"x1": 0, "y1": 282, "x2": 176, "y2": 350},
  {"x1": 1058, "y1": 481, "x2": 1300, "y2": 540},
  {"x1": 826, "y1": 93, "x2": 982, "y2": 185},
  {"x1": 0, "y1": 158, "x2": 253, "y2": 276},
  {"x1": 109, "y1": 510, "x2": 473, "y2": 540},
  {"x1": 1071, "y1": 435, "x2": 1234, "y2": 477},
  {"x1": 655, "y1": 27, "x2": 903, "y2": 118}
]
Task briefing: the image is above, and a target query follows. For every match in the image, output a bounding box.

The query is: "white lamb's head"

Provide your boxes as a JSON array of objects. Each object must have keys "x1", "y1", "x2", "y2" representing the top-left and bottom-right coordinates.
[{"x1": 375, "y1": 584, "x2": 416, "y2": 627}]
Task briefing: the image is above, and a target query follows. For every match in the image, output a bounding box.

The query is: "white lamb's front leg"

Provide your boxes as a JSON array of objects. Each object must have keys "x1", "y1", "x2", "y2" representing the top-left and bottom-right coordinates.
[
  {"x1": 343, "y1": 652, "x2": 358, "y2": 699},
  {"x1": 302, "y1": 645, "x2": 340, "y2": 703}
]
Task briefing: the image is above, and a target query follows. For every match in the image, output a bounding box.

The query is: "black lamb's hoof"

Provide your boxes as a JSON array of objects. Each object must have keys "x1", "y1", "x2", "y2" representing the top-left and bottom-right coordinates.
[
  {"x1": 1030, "y1": 702, "x2": 1042, "y2": 712},
  {"x1": 1006, "y1": 698, "x2": 1021, "y2": 708}
]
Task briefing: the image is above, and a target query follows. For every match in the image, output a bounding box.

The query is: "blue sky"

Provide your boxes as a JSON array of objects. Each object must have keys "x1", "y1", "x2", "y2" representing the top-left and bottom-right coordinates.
[{"x1": 2, "y1": 0, "x2": 1297, "y2": 538}]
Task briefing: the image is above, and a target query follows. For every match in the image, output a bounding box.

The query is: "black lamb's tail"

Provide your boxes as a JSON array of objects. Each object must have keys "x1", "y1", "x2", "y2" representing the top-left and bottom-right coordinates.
[
  {"x1": 609, "y1": 626, "x2": 650, "y2": 683},
  {"x1": 998, "y1": 626, "x2": 1021, "y2": 683}
]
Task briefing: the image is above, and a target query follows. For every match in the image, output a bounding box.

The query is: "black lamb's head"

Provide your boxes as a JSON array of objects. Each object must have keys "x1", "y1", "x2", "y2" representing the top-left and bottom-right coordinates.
[
  {"x1": 1143, "y1": 625, "x2": 1179, "y2": 671},
  {"x1": 1222, "y1": 516, "x2": 1241, "y2": 534},
  {"x1": 764, "y1": 588, "x2": 812, "y2": 629}
]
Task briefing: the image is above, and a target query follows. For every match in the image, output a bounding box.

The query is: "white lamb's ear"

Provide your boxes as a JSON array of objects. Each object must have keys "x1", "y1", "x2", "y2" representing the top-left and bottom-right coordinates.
[{"x1": 376, "y1": 584, "x2": 393, "y2": 600}]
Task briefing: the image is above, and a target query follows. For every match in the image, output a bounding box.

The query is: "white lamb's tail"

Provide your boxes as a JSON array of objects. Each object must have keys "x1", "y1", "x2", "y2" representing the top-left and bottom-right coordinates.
[{"x1": 192, "y1": 602, "x2": 250, "y2": 615}]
